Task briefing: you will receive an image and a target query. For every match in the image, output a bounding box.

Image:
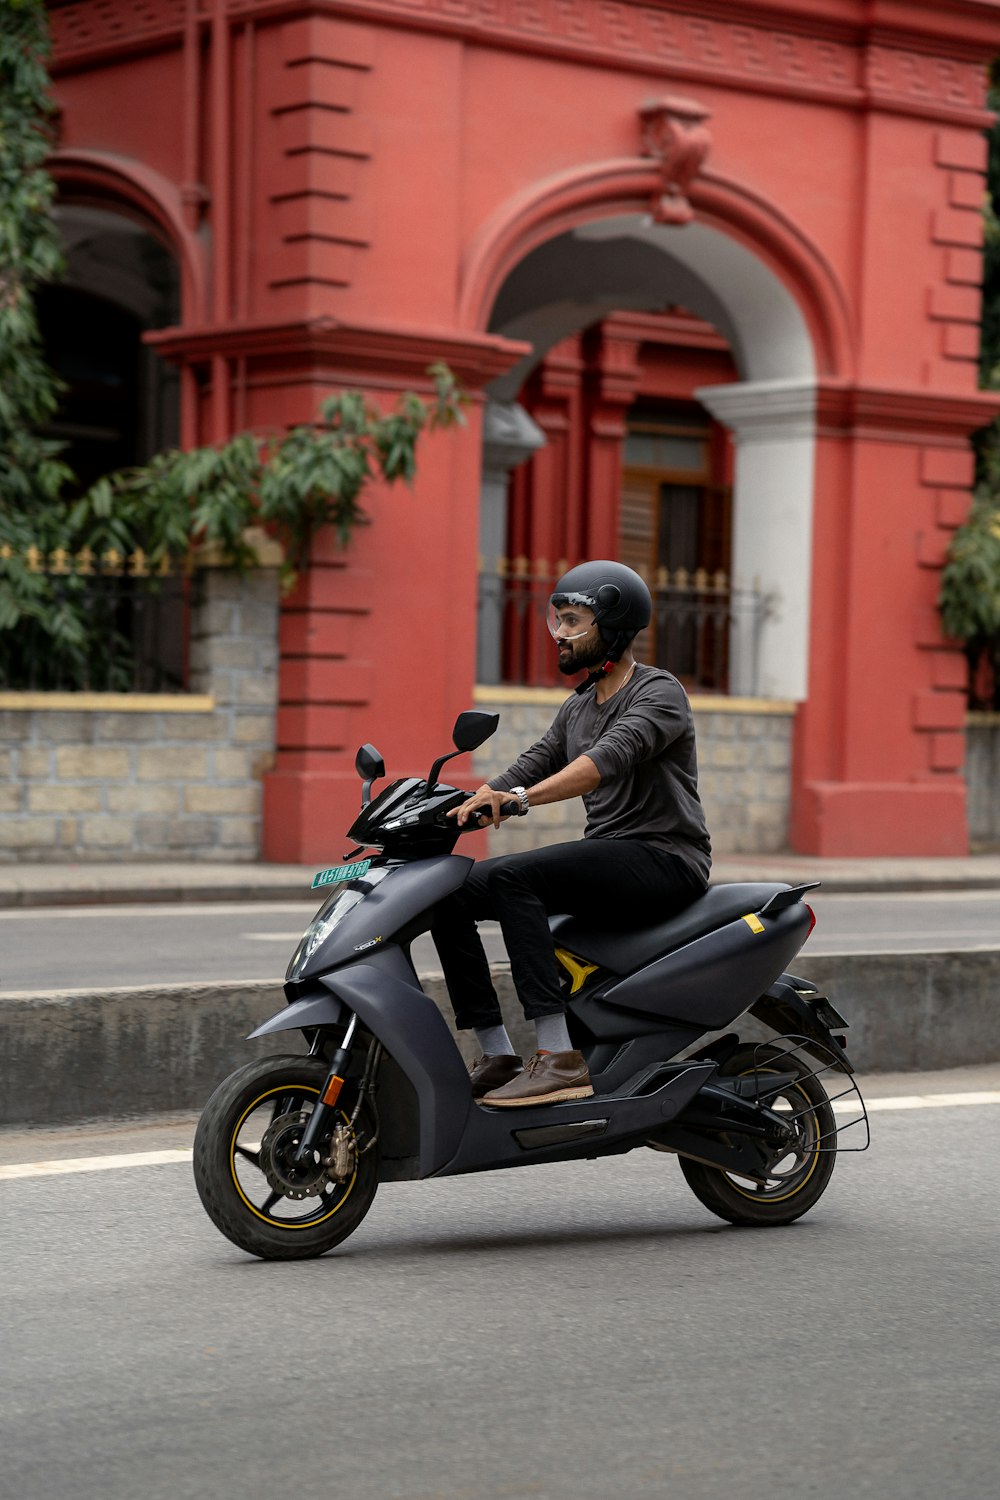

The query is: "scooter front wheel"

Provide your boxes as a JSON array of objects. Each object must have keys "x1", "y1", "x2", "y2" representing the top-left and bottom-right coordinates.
[
  {"x1": 193, "y1": 1054, "x2": 379, "y2": 1260},
  {"x1": 678, "y1": 1044, "x2": 837, "y2": 1227}
]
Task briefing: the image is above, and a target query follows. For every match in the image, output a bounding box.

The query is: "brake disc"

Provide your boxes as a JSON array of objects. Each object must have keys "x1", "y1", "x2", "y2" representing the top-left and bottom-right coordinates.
[{"x1": 260, "y1": 1111, "x2": 328, "y2": 1200}]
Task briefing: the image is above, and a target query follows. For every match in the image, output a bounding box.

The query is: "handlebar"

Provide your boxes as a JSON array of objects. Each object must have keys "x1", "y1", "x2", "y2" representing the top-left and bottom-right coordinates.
[
  {"x1": 450, "y1": 793, "x2": 522, "y2": 830},
  {"x1": 462, "y1": 804, "x2": 521, "y2": 829}
]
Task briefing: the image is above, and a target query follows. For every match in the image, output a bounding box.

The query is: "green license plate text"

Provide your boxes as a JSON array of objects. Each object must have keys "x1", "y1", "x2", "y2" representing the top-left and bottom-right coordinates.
[{"x1": 312, "y1": 858, "x2": 372, "y2": 890}]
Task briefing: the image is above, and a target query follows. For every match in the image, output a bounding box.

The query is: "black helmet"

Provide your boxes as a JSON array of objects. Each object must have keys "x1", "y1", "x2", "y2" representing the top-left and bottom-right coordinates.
[{"x1": 549, "y1": 559, "x2": 652, "y2": 659}]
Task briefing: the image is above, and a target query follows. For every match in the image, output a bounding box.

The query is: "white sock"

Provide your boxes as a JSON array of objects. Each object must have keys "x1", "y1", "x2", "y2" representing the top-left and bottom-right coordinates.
[
  {"x1": 475, "y1": 1023, "x2": 515, "y2": 1057},
  {"x1": 535, "y1": 1013, "x2": 573, "y2": 1053}
]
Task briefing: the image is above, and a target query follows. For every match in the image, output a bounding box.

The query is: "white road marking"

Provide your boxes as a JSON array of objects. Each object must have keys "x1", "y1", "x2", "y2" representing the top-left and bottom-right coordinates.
[
  {"x1": 807, "y1": 942, "x2": 1000, "y2": 955},
  {"x1": 837, "y1": 1090, "x2": 1000, "y2": 1111},
  {"x1": 813, "y1": 928, "x2": 1000, "y2": 940},
  {"x1": 1, "y1": 1091, "x2": 998, "y2": 1182},
  {"x1": 0, "y1": 1149, "x2": 193, "y2": 1179},
  {"x1": 812, "y1": 889, "x2": 1000, "y2": 903}
]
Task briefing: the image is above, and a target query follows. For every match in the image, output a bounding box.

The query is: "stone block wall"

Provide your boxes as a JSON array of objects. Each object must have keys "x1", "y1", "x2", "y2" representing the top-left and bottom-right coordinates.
[
  {"x1": 966, "y1": 714, "x2": 1000, "y2": 845},
  {"x1": 22, "y1": 641, "x2": 1000, "y2": 863},
  {"x1": 0, "y1": 569, "x2": 279, "y2": 862},
  {"x1": 471, "y1": 688, "x2": 794, "y2": 858},
  {"x1": 695, "y1": 700, "x2": 794, "y2": 854}
]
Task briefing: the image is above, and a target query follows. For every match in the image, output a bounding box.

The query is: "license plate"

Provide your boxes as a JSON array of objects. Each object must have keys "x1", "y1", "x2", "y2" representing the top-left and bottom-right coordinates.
[{"x1": 312, "y1": 858, "x2": 372, "y2": 890}]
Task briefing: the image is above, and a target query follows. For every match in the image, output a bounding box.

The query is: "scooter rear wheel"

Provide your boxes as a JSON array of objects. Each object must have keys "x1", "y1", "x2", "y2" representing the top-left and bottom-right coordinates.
[
  {"x1": 678, "y1": 1044, "x2": 837, "y2": 1227},
  {"x1": 193, "y1": 1054, "x2": 380, "y2": 1260}
]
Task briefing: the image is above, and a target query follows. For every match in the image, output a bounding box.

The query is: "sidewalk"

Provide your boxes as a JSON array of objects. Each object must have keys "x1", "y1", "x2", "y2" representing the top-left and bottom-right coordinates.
[{"x1": 0, "y1": 851, "x2": 998, "y2": 907}]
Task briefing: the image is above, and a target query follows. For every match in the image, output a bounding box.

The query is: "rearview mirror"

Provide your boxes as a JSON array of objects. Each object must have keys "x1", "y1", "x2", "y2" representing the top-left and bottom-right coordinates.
[
  {"x1": 355, "y1": 744, "x2": 385, "y2": 782},
  {"x1": 452, "y1": 711, "x2": 499, "y2": 753}
]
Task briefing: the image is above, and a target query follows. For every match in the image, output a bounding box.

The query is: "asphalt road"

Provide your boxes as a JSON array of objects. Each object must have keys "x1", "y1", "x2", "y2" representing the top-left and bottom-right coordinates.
[
  {"x1": 2, "y1": 889, "x2": 1000, "y2": 992},
  {"x1": 1, "y1": 1066, "x2": 998, "y2": 1500}
]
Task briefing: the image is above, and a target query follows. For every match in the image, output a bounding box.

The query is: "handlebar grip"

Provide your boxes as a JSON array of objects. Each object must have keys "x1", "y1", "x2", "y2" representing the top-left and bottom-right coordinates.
[
  {"x1": 451, "y1": 791, "x2": 522, "y2": 828},
  {"x1": 458, "y1": 803, "x2": 519, "y2": 829}
]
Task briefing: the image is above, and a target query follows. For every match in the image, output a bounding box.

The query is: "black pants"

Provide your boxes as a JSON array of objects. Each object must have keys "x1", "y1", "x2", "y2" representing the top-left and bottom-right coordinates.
[{"x1": 430, "y1": 838, "x2": 706, "y2": 1031}]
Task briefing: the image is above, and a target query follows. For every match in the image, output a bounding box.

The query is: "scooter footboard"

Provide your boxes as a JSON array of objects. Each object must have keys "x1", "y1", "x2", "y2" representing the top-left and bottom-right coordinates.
[{"x1": 436, "y1": 1061, "x2": 716, "y2": 1176}]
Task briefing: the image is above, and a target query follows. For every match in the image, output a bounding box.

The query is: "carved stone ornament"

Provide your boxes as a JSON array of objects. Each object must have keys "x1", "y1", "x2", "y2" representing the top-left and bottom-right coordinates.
[{"x1": 639, "y1": 96, "x2": 713, "y2": 225}]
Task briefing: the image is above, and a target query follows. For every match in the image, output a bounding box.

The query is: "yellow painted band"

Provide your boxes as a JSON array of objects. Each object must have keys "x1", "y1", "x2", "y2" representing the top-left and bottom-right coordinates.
[
  {"x1": 473, "y1": 685, "x2": 797, "y2": 715},
  {"x1": 228, "y1": 1084, "x2": 358, "y2": 1229},
  {"x1": 0, "y1": 691, "x2": 215, "y2": 713}
]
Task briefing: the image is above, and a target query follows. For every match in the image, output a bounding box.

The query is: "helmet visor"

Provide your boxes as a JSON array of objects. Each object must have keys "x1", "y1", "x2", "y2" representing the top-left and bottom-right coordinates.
[{"x1": 546, "y1": 595, "x2": 597, "y2": 642}]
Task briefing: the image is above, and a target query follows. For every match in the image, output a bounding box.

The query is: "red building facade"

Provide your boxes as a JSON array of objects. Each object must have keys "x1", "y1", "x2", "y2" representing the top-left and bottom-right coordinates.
[{"x1": 45, "y1": 0, "x2": 1000, "y2": 859}]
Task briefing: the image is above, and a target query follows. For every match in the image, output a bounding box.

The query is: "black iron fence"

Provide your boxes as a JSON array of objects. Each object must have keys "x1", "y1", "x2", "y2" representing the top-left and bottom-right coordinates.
[
  {"x1": 0, "y1": 544, "x2": 188, "y2": 692},
  {"x1": 476, "y1": 558, "x2": 769, "y2": 694}
]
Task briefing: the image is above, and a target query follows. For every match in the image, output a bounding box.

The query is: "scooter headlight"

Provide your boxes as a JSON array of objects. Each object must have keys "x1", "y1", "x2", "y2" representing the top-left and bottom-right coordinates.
[{"x1": 286, "y1": 867, "x2": 392, "y2": 980}]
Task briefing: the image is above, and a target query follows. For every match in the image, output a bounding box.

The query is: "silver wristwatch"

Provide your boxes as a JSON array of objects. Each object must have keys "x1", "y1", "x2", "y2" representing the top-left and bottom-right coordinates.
[{"x1": 509, "y1": 786, "x2": 530, "y2": 817}]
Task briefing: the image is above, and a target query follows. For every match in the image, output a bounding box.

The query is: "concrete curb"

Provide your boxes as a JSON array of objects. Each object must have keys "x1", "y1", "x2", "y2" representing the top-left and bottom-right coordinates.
[
  {"x1": 3, "y1": 950, "x2": 998, "y2": 1127},
  {"x1": 1, "y1": 856, "x2": 999, "y2": 908},
  {"x1": 0, "y1": 871, "x2": 318, "y2": 910}
]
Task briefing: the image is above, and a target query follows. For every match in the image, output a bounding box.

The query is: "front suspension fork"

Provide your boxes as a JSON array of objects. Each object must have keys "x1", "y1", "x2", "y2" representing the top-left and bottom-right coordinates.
[
  {"x1": 293, "y1": 1014, "x2": 383, "y2": 1164},
  {"x1": 293, "y1": 1014, "x2": 359, "y2": 1165}
]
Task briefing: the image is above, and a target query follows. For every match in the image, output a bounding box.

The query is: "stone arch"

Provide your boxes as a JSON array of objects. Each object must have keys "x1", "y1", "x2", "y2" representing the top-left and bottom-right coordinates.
[
  {"x1": 48, "y1": 149, "x2": 207, "y2": 324},
  {"x1": 465, "y1": 160, "x2": 856, "y2": 701},
  {"x1": 460, "y1": 158, "x2": 855, "y2": 380},
  {"x1": 43, "y1": 150, "x2": 204, "y2": 479}
]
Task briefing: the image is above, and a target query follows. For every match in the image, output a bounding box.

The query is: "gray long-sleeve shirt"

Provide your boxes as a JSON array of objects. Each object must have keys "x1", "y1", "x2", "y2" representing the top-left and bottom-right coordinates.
[{"x1": 488, "y1": 663, "x2": 712, "y2": 882}]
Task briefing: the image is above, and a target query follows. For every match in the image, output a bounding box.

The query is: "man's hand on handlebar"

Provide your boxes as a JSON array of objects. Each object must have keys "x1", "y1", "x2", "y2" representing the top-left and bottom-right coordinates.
[{"x1": 449, "y1": 785, "x2": 521, "y2": 830}]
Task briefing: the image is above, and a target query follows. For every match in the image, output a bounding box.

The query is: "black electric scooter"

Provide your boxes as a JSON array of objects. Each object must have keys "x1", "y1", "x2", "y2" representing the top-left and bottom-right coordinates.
[{"x1": 193, "y1": 711, "x2": 867, "y2": 1260}]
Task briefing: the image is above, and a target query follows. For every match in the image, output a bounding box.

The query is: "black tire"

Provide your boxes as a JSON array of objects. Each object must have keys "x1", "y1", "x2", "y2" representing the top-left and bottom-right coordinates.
[
  {"x1": 193, "y1": 1053, "x2": 380, "y2": 1260},
  {"x1": 678, "y1": 1043, "x2": 837, "y2": 1227}
]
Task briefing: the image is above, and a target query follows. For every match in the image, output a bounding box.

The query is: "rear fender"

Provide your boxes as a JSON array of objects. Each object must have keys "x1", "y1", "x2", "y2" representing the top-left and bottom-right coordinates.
[{"x1": 749, "y1": 977, "x2": 852, "y2": 1071}]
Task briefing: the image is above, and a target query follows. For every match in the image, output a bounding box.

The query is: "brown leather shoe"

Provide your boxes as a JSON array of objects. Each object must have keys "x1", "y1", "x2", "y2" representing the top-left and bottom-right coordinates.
[
  {"x1": 468, "y1": 1054, "x2": 523, "y2": 1099},
  {"x1": 481, "y1": 1050, "x2": 593, "y2": 1108}
]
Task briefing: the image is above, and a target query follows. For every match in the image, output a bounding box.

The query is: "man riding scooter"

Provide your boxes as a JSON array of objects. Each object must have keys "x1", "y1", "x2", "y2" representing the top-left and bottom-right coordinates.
[{"x1": 432, "y1": 559, "x2": 713, "y2": 1108}]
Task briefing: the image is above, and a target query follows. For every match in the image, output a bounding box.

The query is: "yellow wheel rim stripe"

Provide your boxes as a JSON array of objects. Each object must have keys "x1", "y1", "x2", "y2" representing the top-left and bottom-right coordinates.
[
  {"x1": 229, "y1": 1084, "x2": 359, "y2": 1229},
  {"x1": 727, "y1": 1073, "x2": 822, "y2": 1204}
]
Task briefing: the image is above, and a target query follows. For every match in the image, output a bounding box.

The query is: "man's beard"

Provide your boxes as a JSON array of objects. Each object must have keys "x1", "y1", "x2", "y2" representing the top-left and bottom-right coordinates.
[{"x1": 557, "y1": 635, "x2": 608, "y2": 676}]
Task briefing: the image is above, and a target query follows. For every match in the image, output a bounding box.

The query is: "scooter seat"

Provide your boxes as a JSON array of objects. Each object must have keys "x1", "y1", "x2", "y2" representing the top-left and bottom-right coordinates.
[{"x1": 549, "y1": 882, "x2": 793, "y2": 975}]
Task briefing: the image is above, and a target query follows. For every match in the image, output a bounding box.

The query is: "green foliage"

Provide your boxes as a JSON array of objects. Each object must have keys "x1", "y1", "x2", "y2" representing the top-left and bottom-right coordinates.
[
  {"x1": 0, "y1": 5, "x2": 465, "y2": 690},
  {"x1": 56, "y1": 363, "x2": 466, "y2": 582},
  {"x1": 0, "y1": 0, "x2": 67, "y2": 506},
  {"x1": 0, "y1": 368, "x2": 467, "y2": 688},
  {"x1": 939, "y1": 474, "x2": 1000, "y2": 709},
  {"x1": 940, "y1": 492, "x2": 1000, "y2": 643},
  {"x1": 257, "y1": 367, "x2": 466, "y2": 571}
]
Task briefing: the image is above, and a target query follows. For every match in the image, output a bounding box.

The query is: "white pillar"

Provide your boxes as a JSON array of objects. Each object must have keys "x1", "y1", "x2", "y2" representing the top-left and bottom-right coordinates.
[
  {"x1": 477, "y1": 401, "x2": 546, "y2": 683},
  {"x1": 695, "y1": 378, "x2": 816, "y2": 700}
]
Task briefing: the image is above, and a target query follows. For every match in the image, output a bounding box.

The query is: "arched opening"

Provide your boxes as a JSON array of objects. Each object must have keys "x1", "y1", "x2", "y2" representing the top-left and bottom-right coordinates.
[
  {"x1": 29, "y1": 201, "x2": 186, "y2": 690},
  {"x1": 37, "y1": 202, "x2": 181, "y2": 491},
  {"x1": 477, "y1": 212, "x2": 819, "y2": 702}
]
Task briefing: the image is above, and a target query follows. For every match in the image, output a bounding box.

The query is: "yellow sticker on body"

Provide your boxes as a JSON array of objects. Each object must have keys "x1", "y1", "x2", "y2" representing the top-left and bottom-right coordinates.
[{"x1": 742, "y1": 913, "x2": 765, "y2": 934}]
